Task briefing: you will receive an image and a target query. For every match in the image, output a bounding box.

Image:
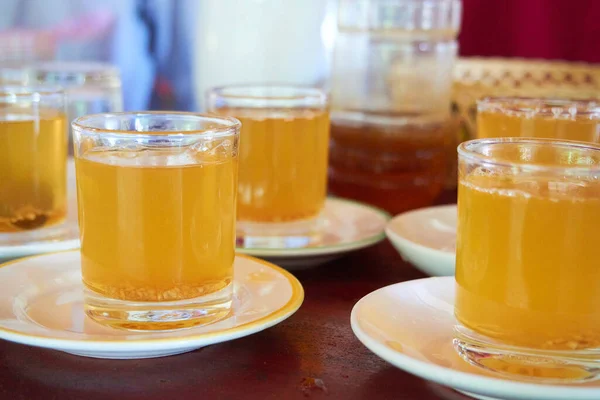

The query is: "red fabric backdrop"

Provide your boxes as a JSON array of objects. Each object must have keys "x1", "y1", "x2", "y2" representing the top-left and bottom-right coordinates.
[{"x1": 459, "y1": 0, "x2": 600, "y2": 63}]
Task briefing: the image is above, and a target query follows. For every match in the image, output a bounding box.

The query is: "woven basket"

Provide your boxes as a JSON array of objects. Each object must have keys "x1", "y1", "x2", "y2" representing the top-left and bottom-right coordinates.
[{"x1": 452, "y1": 57, "x2": 600, "y2": 140}]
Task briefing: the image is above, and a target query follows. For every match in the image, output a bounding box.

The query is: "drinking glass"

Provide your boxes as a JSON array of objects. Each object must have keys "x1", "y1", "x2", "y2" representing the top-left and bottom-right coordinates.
[
  {"x1": 455, "y1": 138, "x2": 600, "y2": 382},
  {"x1": 477, "y1": 97, "x2": 600, "y2": 142},
  {"x1": 207, "y1": 85, "x2": 329, "y2": 248},
  {"x1": 34, "y1": 61, "x2": 123, "y2": 153},
  {"x1": 0, "y1": 86, "x2": 67, "y2": 234},
  {"x1": 72, "y1": 112, "x2": 240, "y2": 330},
  {"x1": 0, "y1": 62, "x2": 32, "y2": 85}
]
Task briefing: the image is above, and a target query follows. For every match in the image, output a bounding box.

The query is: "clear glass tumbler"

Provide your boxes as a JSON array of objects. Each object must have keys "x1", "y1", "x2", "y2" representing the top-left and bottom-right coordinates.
[
  {"x1": 455, "y1": 138, "x2": 600, "y2": 382},
  {"x1": 207, "y1": 85, "x2": 330, "y2": 248},
  {"x1": 0, "y1": 86, "x2": 67, "y2": 236},
  {"x1": 477, "y1": 97, "x2": 600, "y2": 142},
  {"x1": 72, "y1": 112, "x2": 240, "y2": 331},
  {"x1": 34, "y1": 61, "x2": 123, "y2": 153}
]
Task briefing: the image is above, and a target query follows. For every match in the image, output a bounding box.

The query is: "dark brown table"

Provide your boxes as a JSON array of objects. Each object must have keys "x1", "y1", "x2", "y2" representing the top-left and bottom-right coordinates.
[{"x1": 0, "y1": 194, "x2": 470, "y2": 400}]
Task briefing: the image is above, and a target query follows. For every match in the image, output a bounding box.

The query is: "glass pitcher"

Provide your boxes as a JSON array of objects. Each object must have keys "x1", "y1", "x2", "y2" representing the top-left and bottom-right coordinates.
[{"x1": 328, "y1": 0, "x2": 462, "y2": 214}]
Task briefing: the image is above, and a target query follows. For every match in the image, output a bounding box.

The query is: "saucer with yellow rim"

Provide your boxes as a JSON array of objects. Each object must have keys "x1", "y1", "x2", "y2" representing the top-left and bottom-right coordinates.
[{"x1": 0, "y1": 251, "x2": 303, "y2": 359}]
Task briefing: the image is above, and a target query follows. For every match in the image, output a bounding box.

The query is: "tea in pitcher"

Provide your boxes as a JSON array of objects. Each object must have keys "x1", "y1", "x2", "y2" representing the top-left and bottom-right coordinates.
[
  {"x1": 328, "y1": 0, "x2": 460, "y2": 214},
  {"x1": 328, "y1": 112, "x2": 454, "y2": 214}
]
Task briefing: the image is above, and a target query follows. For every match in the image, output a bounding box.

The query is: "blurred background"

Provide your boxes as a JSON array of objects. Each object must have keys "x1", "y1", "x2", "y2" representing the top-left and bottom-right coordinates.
[
  {"x1": 1, "y1": 0, "x2": 598, "y2": 112},
  {"x1": 3, "y1": 0, "x2": 600, "y2": 214}
]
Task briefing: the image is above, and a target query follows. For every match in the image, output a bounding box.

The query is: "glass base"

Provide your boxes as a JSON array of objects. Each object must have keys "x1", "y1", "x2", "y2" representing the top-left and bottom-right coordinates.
[
  {"x1": 0, "y1": 216, "x2": 68, "y2": 245},
  {"x1": 84, "y1": 283, "x2": 233, "y2": 331},
  {"x1": 236, "y1": 215, "x2": 324, "y2": 249},
  {"x1": 454, "y1": 325, "x2": 600, "y2": 383}
]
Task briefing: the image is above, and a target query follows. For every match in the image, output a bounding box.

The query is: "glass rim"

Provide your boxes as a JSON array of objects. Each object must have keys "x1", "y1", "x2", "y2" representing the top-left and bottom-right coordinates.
[
  {"x1": 33, "y1": 60, "x2": 119, "y2": 74},
  {"x1": 71, "y1": 111, "x2": 241, "y2": 138},
  {"x1": 0, "y1": 85, "x2": 64, "y2": 99},
  {"x1": 477, "y1": 96, "x2": 600, "y2": 117},
  {"x1": 337, "y1": 0, "x2": 461, "y2": 33},
  {"x1": 458, "y1": 137, "x2": 600, "y2": 173},
  {"x1": 207, "y1": 84, "x2": 328, "y2": 103},
  {"x1": 32, "y1": 61, "x2": 122, "y2": 87}
]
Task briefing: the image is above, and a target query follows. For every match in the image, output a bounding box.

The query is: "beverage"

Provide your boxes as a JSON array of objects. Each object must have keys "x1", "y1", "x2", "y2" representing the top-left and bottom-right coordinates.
[
  {"x1": 207, "y1": 86, "x2": 327, "y2": 246},
  {"x1": 73, "y1": 112, "x2": 240, "y2": 330},
  {"x1": 76, "y1": 151, "x2": 238, "y2": 302},
  {"x1": 477, "y1": 98, "x2": 600, "y2": 142},
  {"x1": 477, "y1": 110, "x2": 600, "y2": 141},
  {"x1": 456, "y1": 164, "x2": 600, "y2": 351},
  {"x1": 218, "y1": 108, "x2": 329, "y2": 223},
  {"x1": 0, "y1": 113, "x2": 67, "y2": 232},
  {"x1": 453, "y1": 138, "x2": 600, "y2": 381},
  {"x1": 328, "y1": 113, "x2": 453, "y2": 214}
]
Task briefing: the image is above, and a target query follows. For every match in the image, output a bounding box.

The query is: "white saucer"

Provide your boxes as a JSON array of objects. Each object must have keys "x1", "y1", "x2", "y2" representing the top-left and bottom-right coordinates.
[
  {"x1": 0, "y1": 251, "x2": 303, "y2": 359},
  {"x1": 386, "y1": 204, "x2": 456, "y2": 276},
  {"x1": 351, "y1": 277, "x2": 600, "y2": 400},
  {"x1": 237, "y1": 198, "x2": 390, "y2": 270},
  {"x1": 0, "y1": 160, "x2": 80, "y2": 262}
]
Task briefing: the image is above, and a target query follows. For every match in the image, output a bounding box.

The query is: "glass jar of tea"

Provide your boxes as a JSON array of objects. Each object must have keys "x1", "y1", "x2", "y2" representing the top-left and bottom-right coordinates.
[{"x1": 328, "y1": 0, "x2": 462, "y2": 214}]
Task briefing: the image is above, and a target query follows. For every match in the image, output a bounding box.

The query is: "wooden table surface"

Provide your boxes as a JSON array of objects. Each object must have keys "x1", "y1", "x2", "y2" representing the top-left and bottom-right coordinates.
[{"x1": 0, "y1": 194, "x2": 470, "y2": 400}]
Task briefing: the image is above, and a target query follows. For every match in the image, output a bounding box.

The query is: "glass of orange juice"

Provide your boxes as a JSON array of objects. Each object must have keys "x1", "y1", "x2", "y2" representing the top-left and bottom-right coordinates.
[
  {"x1": 0, "y1": 86, "x2": 67, "y2": 235},
  {"x1": 454, "y1": 138, "x2": 600, "y2": 382},
  {"x1": 477, "y1": 97, "x2": 600, "y2": 142},
  {"x1": 207, "y1": 85, "x2": 329, "y2": 248},
  {"x1": 72, "y1": 112, "x2": 240, "y2": 330}
]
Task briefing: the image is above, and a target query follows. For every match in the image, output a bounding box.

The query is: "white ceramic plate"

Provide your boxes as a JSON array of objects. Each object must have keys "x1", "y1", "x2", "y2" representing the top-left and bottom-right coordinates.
[
  {"x1": 351, "y1": 277, "x2": 600, "y2": 400},
  {"x1": 0, "y1": 251, "x2": 303, "y2": 359},
  {"x1": 237, "y1": 198, "x2": 390, "y2": 270},
  {"x1": 0, "y1": 160, "x2": 80, "y2": 262},
  {"x1": 386, "y1": 204, "x2": 456, "y2": 276}
]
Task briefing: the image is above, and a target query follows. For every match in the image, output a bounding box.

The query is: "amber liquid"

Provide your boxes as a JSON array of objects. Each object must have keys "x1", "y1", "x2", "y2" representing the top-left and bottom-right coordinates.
[
  {"x1": 328, "y1": 113, "x2": 453, "y2": 214},
  {"x1": 0, "y1": 113, "x2": 67, "y2": 232},
  {"x1": 216, "y1": 108, "x2": 329, "y2": 223},
  {"x1": 456, "y1": 169, "x2": 600, "y2": 350},
  {"x1": 75, "y1": 150, "x2": 238, "y2": 302},
  {"x1": 477, "y1": 110, "x2": 600, "y2": 142}
]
